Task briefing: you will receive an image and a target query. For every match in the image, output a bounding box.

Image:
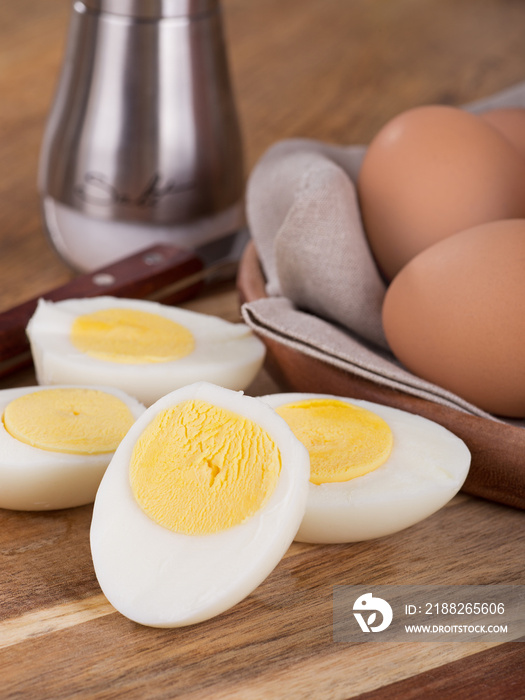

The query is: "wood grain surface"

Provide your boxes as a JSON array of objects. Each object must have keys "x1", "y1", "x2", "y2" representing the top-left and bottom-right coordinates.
[{"x1": 1, "y1": 0, "x2": 524, "y2": 698}]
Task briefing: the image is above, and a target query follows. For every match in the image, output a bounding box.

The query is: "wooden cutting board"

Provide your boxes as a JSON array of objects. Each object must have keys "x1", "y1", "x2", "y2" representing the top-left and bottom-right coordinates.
[
  {"x1": 0, "y1": 286, "x2": 523, "y2": 699},
  {"x1": 1, "y1": 0, "x2": 525, "y2": 696}
]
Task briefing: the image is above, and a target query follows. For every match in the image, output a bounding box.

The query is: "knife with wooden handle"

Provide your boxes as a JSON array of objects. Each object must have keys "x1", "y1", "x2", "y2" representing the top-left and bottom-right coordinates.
[{"x1": 0, "y1": 229, "x2": 249, "y2": 378}]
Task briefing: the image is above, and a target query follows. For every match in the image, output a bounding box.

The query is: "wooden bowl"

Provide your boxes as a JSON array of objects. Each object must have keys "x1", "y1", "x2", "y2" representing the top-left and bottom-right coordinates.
[{"x1": 238, "y1": 241, "x2": 525, "y2": 510}]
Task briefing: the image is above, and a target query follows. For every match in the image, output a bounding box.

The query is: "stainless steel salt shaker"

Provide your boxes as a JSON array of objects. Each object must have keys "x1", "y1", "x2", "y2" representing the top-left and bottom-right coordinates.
[{"x1": 38, "y1": 0, "x2": 244, "y2": 272}]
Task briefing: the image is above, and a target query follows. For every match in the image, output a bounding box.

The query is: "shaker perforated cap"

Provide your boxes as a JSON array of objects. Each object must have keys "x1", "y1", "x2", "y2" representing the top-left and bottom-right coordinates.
[{"x1": 79, "y1": 0, "x2": 218, "y2": 18}]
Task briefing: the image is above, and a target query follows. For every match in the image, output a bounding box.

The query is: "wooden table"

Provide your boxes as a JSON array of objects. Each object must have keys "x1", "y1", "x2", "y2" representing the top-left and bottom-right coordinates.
[{"x1": 1, "y1": 1, "x2": 524, "y2": 697}]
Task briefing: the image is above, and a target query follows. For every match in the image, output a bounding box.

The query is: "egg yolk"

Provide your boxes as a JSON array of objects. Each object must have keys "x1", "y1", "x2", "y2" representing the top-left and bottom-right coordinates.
[
  {"x1": 3, "y1": 388, "x2": 135, "y2": 454},
  {"x1": 276, "y1": 399, "x2": 393, "y2": 484},
  {"x1": 130, "y1": 399, "x2": 281, "y2": 535},
  {"x1": 70, "y1": 308, "x2": 195, "y2": 364}
]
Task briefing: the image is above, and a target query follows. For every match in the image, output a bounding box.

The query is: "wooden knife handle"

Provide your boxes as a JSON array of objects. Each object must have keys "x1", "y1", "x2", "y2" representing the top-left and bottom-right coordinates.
[{"x1": 0, "y1": 244, "x2": 204, "y2": 377}]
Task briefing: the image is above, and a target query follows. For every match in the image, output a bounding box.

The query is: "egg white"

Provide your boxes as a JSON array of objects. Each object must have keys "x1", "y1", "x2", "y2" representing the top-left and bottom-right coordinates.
[
  {"x1": 261, "y1": 392, "x2": 471, "y2": 543},
  {"x1": 90, "y1": 382, "x2": 310, "y2": 628},
  {"x1": 26, "y1": 297, "x2": 266, "y2": 405},
  {"x1": 0, "y1": 385, "x2": 145, "y2": 511}
]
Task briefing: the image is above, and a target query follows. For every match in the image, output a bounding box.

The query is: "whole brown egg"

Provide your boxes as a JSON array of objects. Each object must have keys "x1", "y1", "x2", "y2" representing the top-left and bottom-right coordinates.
[
  {"x1": 382, "y1": 219, "x2": 525, "y2": 417},
  {"x1": 358, "y1": 105, "x2": 525, "y2": 280}
]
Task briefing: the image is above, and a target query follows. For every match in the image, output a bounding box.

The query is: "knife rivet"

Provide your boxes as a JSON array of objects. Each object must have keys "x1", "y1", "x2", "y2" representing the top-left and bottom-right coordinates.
[
  {"x1": 143, "y1": 252, "x2": 164, "y2": 266},
  {"x1": 92, "y1": 273, "x2": 116, "y2": 286}
]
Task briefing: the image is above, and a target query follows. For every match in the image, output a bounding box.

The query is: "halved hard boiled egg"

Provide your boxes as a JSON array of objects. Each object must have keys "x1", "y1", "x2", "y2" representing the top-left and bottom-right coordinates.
[
  {"x1": 261, "y1": 393, "x2": 471, "y2": 543},
  {"x1": 0, "y1": 385, "x2": 145, "y2": 510},
  {"x1": 27, "y1": 297, "x2": 266, "y2": 405},
  {"x1": 90, "y1": 382, "x2": 310, "y2": 627}
]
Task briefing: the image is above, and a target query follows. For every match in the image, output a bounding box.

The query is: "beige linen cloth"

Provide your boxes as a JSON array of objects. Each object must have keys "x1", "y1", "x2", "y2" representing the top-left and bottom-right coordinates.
[{"x1": 241, "y1": 82, "x2": 525, "y2": 426}]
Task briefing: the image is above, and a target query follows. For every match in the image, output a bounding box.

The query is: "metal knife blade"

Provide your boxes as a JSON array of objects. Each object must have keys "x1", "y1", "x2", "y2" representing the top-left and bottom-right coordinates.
[{"x1": 0, "y1": 228, "x2": 250, "y2": 378}]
